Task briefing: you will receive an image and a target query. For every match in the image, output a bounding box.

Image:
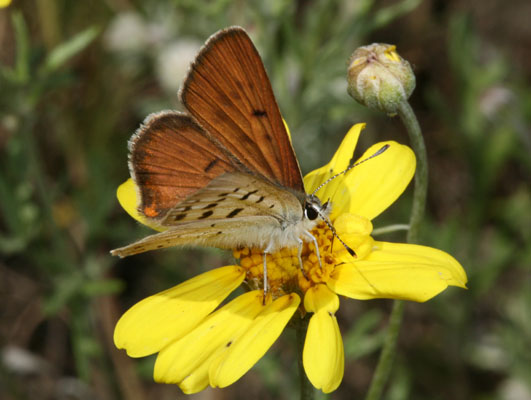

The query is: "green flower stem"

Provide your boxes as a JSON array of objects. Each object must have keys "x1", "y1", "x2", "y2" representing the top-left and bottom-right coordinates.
[
  {"x1": 365, "y1": 100, "x2": 428, "y2": 400},
  {"x1": 371, "y1": 224, "x2": 410, "y2": 236},
  {"x1": 399, "y1": 100, "x2": 428, "y2": 245},
  {"x1": 295, "y1": 315, "x2": 315, "y2": 400},
  {"x1": 365, "y1": 299, "x2": 404, "y2": 400}
]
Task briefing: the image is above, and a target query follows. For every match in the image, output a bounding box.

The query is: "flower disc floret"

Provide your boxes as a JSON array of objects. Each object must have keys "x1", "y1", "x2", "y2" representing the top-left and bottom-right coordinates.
[{"x1": 234, "y1": 222, "x2": 339, "y2": 301}]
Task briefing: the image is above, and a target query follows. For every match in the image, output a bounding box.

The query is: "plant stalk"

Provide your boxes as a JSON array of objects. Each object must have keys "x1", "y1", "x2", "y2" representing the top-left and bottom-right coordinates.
[{"x1": 365, "y1": 100, "x2": 428, "y2": 400}]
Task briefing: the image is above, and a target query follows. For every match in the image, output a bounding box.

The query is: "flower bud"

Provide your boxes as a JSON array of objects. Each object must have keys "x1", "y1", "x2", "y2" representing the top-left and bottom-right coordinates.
[{"x1": 347, "y1": 43, "x2": 415, "y2": 114}]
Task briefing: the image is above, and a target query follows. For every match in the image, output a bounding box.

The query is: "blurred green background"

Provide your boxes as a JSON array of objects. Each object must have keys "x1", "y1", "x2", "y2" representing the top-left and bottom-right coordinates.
[{"x1": 1, "y1": 1, "x2": 530, "y2": 399}]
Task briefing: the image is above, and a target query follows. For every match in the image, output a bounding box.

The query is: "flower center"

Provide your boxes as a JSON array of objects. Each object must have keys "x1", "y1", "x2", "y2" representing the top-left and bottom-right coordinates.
[{"x1": 233, "y1": 223, "x2": 337, "y2": 299}]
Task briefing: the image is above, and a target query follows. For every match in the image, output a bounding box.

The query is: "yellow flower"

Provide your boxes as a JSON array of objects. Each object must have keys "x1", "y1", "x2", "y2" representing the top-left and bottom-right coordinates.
[{"x1": 113, "y1": 123, "x2": 467, "y2": 394}]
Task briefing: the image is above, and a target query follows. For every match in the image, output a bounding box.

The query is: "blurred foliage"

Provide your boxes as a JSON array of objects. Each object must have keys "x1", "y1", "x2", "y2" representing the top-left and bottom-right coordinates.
[{"x1": 0, "y1": 0, "x2": 529, "y2": 399}]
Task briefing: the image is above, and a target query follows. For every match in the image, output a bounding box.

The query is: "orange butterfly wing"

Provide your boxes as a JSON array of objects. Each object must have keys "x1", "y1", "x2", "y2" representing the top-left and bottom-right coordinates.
[
  {"x1": 130, "y1": 111, "x2": 242, "y2": 219},
  {"x1": 180, "y1": 27, "x2": 305, "y2": 192}
]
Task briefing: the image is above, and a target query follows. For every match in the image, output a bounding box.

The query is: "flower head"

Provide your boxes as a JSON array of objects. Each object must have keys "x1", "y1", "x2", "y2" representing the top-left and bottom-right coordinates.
[
  {"x1": 114, "y1": 123, "x2": 467, "y2": 393},
  {"x1": 347, "y1": 44, "x2": 415, "y2": 114}
]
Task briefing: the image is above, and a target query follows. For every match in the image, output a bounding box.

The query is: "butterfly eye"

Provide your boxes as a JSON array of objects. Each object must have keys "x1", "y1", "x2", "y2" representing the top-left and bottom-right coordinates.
[{"x1": 304, "y1": 203, "x2": 319, "y2": 221}]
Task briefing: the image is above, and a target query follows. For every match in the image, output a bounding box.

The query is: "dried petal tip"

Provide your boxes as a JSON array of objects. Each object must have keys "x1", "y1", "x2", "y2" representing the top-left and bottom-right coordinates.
[{"x1": 347, "y1": 43, "x2": 415, "y2": 114}]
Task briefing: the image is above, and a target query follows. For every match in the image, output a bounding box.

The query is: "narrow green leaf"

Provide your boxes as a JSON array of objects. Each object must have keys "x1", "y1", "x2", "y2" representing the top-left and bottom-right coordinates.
[
  {"x1": 42, "y1": 26, "x2": 100, "y2": 73},
  {"x1": 12, "y1": 11, "x2": 30, "y2": 83},
  {"x1": 82, "y1": 279, "x2": 124, "y2": 296}
]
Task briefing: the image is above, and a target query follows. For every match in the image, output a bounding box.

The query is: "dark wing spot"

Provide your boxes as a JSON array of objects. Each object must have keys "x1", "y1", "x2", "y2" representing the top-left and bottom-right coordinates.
[
  {"x1": 226, "y1": 208, "x2": 244, "y2": 218},
  {"x1": 204, "y1": 158, "x2": 219, "y2": 172},
  {"x1": 157, "y1": 244, "x2": 164, "y2": 248},
  {"x1": 210, "y1": 223, "x2": 216, "y2": 227},
  {"x1": 182, "y1": 206, "x2": 192, "y2": 212},
  {"x1": 218, "y1": 192, "x2": 230, "y2": 197},
  {"x1": 241, "y1": 189, "x2": 258, "y2": 201},
  {"x1": 253, "y1": 109, "x2": 267, "y2": 117},
  {"x1": 226, "y1": 341, "x2": 233, "y2": 347},
  {"x1": 199, "y1": 210, "x2": 214, "y2": 219},
  {"x1": 216, "y1": 231, "x2": 222, "y2": 235},
  {"x1": 233, "y1": 187, "x2": 240, "y2": 193},
  {"x1": 214, "y1": 109, "x2": 226, "y2": 121},
  {"x1": 203, "y1": 202, "x2": 218, "y2": 209},
  {"x1": 174, "y1": 213, "x2": 187, "y2": 221},
  {"x1": 229, "y1": 90, "x2": 241, "y2": 101},
  {"x1": 256, "y1": 196, "x2": 265, "y2": 203},
  {"x1": 269, "y1": 204, "x2": 275, "y2": 209}
]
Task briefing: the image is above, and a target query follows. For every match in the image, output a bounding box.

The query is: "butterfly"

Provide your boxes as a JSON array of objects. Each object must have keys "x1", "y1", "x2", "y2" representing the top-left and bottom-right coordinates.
[{"x1": 111, "y1": 27, "x2": 333, "y2": 263}]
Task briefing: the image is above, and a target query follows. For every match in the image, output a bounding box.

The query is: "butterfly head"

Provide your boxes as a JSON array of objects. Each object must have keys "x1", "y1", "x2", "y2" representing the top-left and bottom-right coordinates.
[
  {"x1": 304, "y1": 194, "x2": 330, "y2": 221},
  {"x1": 304, "y1": 194, "x2": 357, "y2": 257}
]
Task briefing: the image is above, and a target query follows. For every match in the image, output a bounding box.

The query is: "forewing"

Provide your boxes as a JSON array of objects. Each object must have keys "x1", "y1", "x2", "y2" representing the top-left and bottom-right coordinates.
[
  {"x1": 180, "y1": 27, "x2": 304, "y2": 192},
  {"x1": 110, "y1": 216, "x2": 280, "y2": 257},
  {"x1": 129, "y1": 111, "x2": 242, "y2": 219}
]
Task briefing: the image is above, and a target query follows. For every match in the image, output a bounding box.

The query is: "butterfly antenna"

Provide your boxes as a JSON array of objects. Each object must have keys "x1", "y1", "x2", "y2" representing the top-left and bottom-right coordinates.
[
  {"x1": 318, "y1": 212, "x2": 355, "y2": 257},
  {"x1": 314, "y1": 208, "x2": 377, "y2": 292},
  {"x1": 311, "y1": 144, "x2": 390, "y2": 196}
]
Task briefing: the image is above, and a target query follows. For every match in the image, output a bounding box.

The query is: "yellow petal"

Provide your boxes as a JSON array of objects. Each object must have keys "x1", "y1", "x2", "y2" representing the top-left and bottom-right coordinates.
[
  {"x1": 304, "y1": 283, "x2": 339, "y2": 314},
  {"x1": 333, "y1": 213, "x2": 375, "y2": 259},
  {"x1": 116, "y1": 179, "x2": 165, "y2": 231},
  {"x1": 303, "y1": 285, "x2": 344, "y2": 393},
  {"x1": 304, "y1": 124, "x2": 365, "y2": 200},
  {"x1": 331, "y1": 141, "x2": 415, "y2": 221},
  {"x1": 177, "y1": 362, "x2": 210, "y2": 395},
  {"x1": 114, "y1": 265, "x2": 245, "y2": 357},
  {"x1": 328, "y1": 241, "x2": 468, "y2": 302},
  {"x1": 209, "y1": 293, "x2": 300, "y2": 388},
  {"x1": 154, "y1": 291, "x2": 265, "y2": 393}
]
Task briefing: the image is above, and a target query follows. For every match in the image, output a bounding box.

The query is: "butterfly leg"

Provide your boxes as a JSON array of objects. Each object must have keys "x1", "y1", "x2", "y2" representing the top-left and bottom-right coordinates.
[
  {"x1": 262, "y1": 251, "x2": 268, "y2": 295},
  {"x1": 262, "y1": 243, "x2": 274, "y2": 302},
  {"x1": 304, "y1": 231, "x2": 322, "y2": 269}
]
